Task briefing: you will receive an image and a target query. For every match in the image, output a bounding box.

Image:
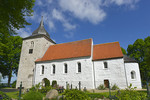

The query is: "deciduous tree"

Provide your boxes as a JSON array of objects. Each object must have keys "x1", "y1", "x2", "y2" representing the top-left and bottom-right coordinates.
[
  {"x1": 0, "y1": 0, "x2": 35, "y2": 35},
  {"x1": 127, "y1": 36, "x2": 150, "y2": 83},
  {"x1": 0, "y1": 33, "x2": 22, "y2": 86}
]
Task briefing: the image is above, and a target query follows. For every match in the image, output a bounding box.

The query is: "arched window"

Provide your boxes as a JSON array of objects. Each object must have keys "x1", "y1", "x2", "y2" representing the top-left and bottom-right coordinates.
[
  {"x1": 31, "y1": 41, "x2": 34, "y2": 47},
  {"x1": 42, "y1": 65, "x2": 44, "y2": 74},
  {"x1": 52, "y1": 64, "x2": 55, "y2": 74},
  {"x1": 104, "y1": 62, "x2": 108, "y2": 68},
  {"x1": 131, "y1": 71, "x2": 136, "y2": 79},
  {"x1": 64, "y1": 63, "x2": 68, "y2": 73},
  {"x1": 78, "y1": 62, "x2": 81, "y2": 73}
]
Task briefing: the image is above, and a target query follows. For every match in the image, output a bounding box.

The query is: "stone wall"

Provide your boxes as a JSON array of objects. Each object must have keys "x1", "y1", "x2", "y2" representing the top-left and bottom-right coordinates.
[{"x1": 16, "y1": 36, "x2": 54, "y2": 89}]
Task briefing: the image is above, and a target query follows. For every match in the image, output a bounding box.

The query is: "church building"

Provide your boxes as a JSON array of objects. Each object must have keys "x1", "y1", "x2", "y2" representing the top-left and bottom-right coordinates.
[{"x1": 16, "y1": 18, "x2": 142, "y2": 89}]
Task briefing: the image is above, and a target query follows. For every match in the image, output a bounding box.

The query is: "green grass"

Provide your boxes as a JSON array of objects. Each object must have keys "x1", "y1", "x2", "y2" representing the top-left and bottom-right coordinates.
[{"x1": 5, "y1": 91, "x2": 19, "y2": 99}]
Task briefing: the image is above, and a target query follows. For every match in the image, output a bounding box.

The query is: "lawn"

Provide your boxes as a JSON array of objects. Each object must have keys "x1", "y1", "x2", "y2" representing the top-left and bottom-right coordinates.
[{"x1": 5, "y1": 91, "x2": 19, "y2": 99}]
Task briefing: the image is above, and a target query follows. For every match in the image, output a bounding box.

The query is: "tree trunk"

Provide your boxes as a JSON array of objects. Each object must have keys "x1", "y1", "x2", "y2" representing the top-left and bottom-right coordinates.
[{"x1": 8, "y1": 68, "x2": 12, "y2": 87}]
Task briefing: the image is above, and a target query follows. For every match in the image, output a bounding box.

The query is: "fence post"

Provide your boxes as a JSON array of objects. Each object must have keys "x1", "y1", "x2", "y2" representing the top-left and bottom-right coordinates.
[
  {"x1": 109, "y1": 81, "x2": 111, "y2": 100},
  {"x1": 71, "y1": 84, "x2": 72, "y2": 89},
  {"x1": 66, "y1": 82, "x2": 68, "y2": 90},
  {"x1": 79, "y1": 81, "x2": 81, "y2": 90},
  {"x1": 19, "y1": 81, "x2": 22, "y2": 100}
]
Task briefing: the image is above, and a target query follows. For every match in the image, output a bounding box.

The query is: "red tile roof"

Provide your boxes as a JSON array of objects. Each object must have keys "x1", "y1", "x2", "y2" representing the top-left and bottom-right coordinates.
[
  {"x1": 36, "y1": 39, "x2": 92, "y2": 62},
  {"x1": 93, "y1": 42, "x2": 123, "y2": 60}
]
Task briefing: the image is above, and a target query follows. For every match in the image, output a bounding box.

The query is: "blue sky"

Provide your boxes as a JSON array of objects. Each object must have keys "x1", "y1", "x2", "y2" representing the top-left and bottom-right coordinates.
[
  {"x1": 16, "y1": 0, "x2": 150, "y2": 50},
  {"x1": 2, "y1": 0, "x2": 150, "y2": 83}
]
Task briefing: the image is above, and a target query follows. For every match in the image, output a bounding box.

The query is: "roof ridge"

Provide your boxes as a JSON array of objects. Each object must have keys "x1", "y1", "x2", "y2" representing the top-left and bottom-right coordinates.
[
  {"x1": 94, "y1": 41, "x2": 119, "y2": 46},
  {"x1": 52, "y1": 38, "x2": 92, "y2": 46}
]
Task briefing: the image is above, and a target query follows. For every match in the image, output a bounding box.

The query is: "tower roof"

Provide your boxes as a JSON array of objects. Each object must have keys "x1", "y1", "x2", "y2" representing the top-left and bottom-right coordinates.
[{"x1": 32, "y1": 16, "x2": 50, "y2": 38}]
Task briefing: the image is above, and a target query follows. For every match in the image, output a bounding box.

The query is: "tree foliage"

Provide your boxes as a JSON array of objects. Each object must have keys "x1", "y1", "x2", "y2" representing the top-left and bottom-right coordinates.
[
  {"x1": 0, "y1": 0, "x2": 35, "y2": 35},
  {"x1": 127, "y1": 36, "x2": 150, "y2": 82},
  {"x1": 121, "y1": 47, "x2": 127, "y2": 55},
  {"x1": 0, "y1": 33, "x2": 22, "y2": 86}
]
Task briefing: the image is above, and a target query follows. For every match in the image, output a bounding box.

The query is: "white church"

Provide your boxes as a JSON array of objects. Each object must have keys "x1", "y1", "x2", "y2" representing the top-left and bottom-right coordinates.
[{"x1": 16, "y1": 18, "x2": 142, "y2": 89}]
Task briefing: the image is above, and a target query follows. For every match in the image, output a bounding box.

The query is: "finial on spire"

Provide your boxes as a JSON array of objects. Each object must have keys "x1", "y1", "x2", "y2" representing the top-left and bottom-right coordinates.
[{"x1": 40, "y1": 16, "x2": 44, "y2": 26}]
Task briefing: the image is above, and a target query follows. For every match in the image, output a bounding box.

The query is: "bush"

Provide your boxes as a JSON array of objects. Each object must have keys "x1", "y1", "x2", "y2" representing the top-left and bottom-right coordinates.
[
  {"x1": 63, "y1": 89, "x2": 90, "y2": 100},
  {"x1": 86, "y1": 93, "x2": 105, "y2": 99},
  {"x1": 116, "y1": 84, "x2": 147, "y2": 100},
  {"x1": 111, "y1": 84, "x2": 119, "y2": 90},
  {"x1": 30, "y1": 83, "x2": 41, "y2": 92},
  {"x1": 39, "y1": 86, "x2": 52, "y2": 95},
  {"x1": 43, "y1": 79, "x2": 50, "y2": 87},
  {"x1": 52, "y1": 80, "x2": 57, "y2": 88},
  {"x1": 23, "y1": 91, "x2": 43, "y2": 100},
  {"x1": 0, "y1": 91, "x2": 11, "y2": 100},
  {"x1": 11, "y1": 80, "x2": 16, "y2": 88},
  {"x1": 97, "y1": 84, "x2": 106, "y2": 90}
]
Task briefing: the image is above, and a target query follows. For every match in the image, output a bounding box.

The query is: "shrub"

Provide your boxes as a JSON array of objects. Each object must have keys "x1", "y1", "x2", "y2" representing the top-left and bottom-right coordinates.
[
  {"x1": 23, "y1": 91, "x2": 43, "y2": 100},
  {"x1": 116, "y1": 84, "x2": 147, "y2": 100},
  {"x1": 52, "y1": 80, "x2": 57, "y2": 87},
  {"x1": 0, "y1": 91, "x2": 11, "y2": 100},
  {"x1": 97, "y1": 84, "x2": 106, "y2": 90},
  {"x1": 111, "y1": 84, "x2": 119, "y2": 90},
  {"x1": 30, "y1": 83, "x2": 41, "y2": 92},
  {"x1": 11, "y1": 80, "x2": 16, "y2": 88},
  {"x1": 39, "y1": 86, "x2": 52, "y2": 95},
  {"x1": 86, "y1": 93, "x2": 105, "y2": 99},
  {"x1": 44, "y1": 79, "x2": 50, "y2": 87},
  {"x1": 63, "y1": 89, "x2": 90, "y2": 100}
]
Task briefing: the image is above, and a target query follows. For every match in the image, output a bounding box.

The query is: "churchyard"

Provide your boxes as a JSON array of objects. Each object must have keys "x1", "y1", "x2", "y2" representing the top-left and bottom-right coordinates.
[{"x1": 0, "y1": 81, "x2": 148, "y2": 100}]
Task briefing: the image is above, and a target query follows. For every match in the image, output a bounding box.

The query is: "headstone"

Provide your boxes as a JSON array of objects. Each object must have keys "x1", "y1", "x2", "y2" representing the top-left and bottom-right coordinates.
[{"x1": 45, "y1": 89, "x2": 58, "y2": 99}]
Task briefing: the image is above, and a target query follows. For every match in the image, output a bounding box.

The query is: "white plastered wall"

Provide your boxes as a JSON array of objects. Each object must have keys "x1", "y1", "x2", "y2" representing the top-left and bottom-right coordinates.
[
  {"x1": 34, "y1": 57, "x2": 94, "y2": 89},
  {"x1": 124, "y1": 63, "x2": 142, "y2": 89},
  {"x1": 93, "y1": 58, "x2": 128, "y2": 89}
]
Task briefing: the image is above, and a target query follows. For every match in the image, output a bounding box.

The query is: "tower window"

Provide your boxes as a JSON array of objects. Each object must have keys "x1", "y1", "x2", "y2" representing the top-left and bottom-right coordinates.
[
  {"x1": 78, "y1": 62, "x2": 81, "y2": 73},
  {"x1": 29, "y1": 49, "x2": 33, "y2": 54},
  {"x1": 52, "y1": 64, "x2": 55, "y2": 74},
  {"x1": 104, "y1": 62, "x2": 108, "y2": 68},
  {"x1": 31, "y1": 41, "x2": 34, "y2": 47},
  {"x1": 131, "y1": 71, "x2": 136, "y2": 79},
  {"x1": 42, "y1": 65, "x2": 44, "y2": 74},
  {"x1": 64, "y1": 64, "x2": 68, "y2": 73}
]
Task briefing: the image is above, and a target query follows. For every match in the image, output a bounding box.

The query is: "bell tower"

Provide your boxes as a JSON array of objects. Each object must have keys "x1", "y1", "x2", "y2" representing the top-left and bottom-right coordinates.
[{"x1": 16, "y1": 17, "x2": 55, "y2": 88}]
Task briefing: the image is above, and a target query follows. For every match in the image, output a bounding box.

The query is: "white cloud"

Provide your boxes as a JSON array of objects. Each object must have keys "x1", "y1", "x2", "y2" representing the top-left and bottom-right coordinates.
[
  {"x1": 59, "y1": 0, "x2": 139, "y2": 24},
  {"x1": 52, "y1": 9, "x2": 76, "y2": 30},
  {"x1": 48, "y1": 21, "x2": 55, "y2": 30},
  {"x1": 25, "y1": 0, "x2": 140, "y2": 35},
  {"x1": 16, "y1": 28, "x2": 31, "y2": 38},
  {"x1": 109, "y1": 0, "x2": 139, "y2": 6},
  {"x1": 59, "y1": 0, "x2": 106, "y2": 24},
  {"x1": 64, "y1": 32, "x2": 74, "y2": 38},
  {"x1": 63, "y1": 23, "x2": 76, "y2": 31}
]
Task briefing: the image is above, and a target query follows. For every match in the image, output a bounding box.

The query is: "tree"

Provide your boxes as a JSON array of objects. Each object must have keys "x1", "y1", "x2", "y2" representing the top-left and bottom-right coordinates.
[
  {"x1": 121, "y1": 47, "x2": 127, "y2": 55},
  {"x1": 0, "y1": 0, "x2": 35, "y2": 35},
  {"x1": 0, "y1": 33, "x2": 22, "y2": 86},
  {"x1": 127, "y1": 36, "x2": 150, "y2": 83}
]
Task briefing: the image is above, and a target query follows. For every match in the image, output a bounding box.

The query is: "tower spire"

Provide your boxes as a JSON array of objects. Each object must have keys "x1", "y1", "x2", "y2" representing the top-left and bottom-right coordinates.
[
  {"x1": 32, "y1": 16, "x2": 50, "y2": 38},
  {"x1": 40, "y1": 16, "x2": 44, "y2": 26}
]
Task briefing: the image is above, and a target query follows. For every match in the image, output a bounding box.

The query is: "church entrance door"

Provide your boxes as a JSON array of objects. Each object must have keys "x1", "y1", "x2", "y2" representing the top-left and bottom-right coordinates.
[{"x1": 104, "y1": 80, "x2": 109, "y2": 88}]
